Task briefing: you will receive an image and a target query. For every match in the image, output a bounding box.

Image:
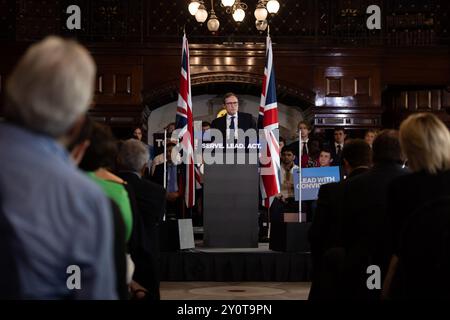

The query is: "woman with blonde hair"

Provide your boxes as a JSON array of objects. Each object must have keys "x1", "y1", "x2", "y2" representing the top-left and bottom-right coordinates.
[{"x1": 383, "y1": 113, "x2": 450, "y2": 299}]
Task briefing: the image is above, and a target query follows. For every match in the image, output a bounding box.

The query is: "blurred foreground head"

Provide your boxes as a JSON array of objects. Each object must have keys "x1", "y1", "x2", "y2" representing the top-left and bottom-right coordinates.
[
  {"x1": 4, "y1": 36, "x2": 96, "y2": 138},
  {"x1": 399, "y1": 113, "x2": 450, "y2": 174}
]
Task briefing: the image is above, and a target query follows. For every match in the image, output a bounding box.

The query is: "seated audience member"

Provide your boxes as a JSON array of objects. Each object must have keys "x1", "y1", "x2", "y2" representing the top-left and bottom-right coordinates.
[
  {"x1": 132, "y1": 127, "x2": 143, "y2": 141},
  {"x1": 151, "y1": 142, "x2": 183, "y2": 218},
  {"x1": 132, "y1": 126, "x2": 155, "y2": 175},
  {"x1": 0, "y1": 36, "x2": 116, "y2": 299},
  {"x1": 308, "y1": 139, "x2": 371, "y2": 300},
  {"x1": 318, "y1": 148, "x2": 333, "y2": 167},
  {"x1": 202, "y1": 121, "x2": 211, "y2": 142},
  {"x1": 79, "y1": 122, "x2": 134, "y2": 243},
  {"x1": 383, "y1": 113, "x2": 450, "y2": 300},
  {"x1": 341, "y1": 130, "x2": 408, "y2": 300},
  {"x1": 150, "y1": 123, "x2": 177, "y2": 176},
  {"x1": 279, "y1": 146, "x2": 300, "y2": 213},
  {"x1": 117, "y1": 139, "x2": 166, "y2": 300},
  {"x1": 364, "y1": 129, "x2": 378, "y2": 148},
  {"x1": 279, "y1": 136, "x2": 286, "y2": 150}
]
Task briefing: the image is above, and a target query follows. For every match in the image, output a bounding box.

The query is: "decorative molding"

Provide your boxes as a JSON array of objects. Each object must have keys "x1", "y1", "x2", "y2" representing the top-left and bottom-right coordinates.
[{"x1": 142, "y1": 73, "x2": 315, "y2": 110}]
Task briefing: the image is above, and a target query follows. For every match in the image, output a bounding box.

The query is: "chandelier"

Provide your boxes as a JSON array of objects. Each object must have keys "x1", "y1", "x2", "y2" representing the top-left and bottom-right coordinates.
[{"x1": 187, "y1": 0, "x2": 280, "y2": 33}]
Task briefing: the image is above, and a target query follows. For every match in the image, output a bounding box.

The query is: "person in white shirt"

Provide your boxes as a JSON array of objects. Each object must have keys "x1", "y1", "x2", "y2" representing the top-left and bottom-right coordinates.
[{"x1": 280, "y1": 146, "x2": 299, "y2": 202}]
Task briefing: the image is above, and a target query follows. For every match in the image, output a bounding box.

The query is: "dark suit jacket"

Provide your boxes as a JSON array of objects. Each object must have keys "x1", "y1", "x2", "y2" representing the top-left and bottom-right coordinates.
[
  {"x1": 308, "y1": 167, "x2": 368, "y2": 300},
  {"x1": 387, "y1": 170, "x2": 450, "y2": 256},
  {"x1": 150, "y1": 163, "x2": 185, "y2": 218},
  {"x1": 341, "y1": 163, "x2": 408, "y2": 299},
  {"x1": 118, "y1": 172, "x2": 166, "y2": 300},
  {"x1": 287, "y1": 138, "x2": 322, "y2": 166},
  {"x1": 386, "y1": 170, "x2": 450, "y2": 299},
  {"x1": 150, "y1": 163, "x2": 183, "y2": 191},
  {"x1": 210, "y1": 112, "x2": 256, "y2": 141},
  {"x1": 329, "y1": 143, "x2": 344, "y2": 167}
]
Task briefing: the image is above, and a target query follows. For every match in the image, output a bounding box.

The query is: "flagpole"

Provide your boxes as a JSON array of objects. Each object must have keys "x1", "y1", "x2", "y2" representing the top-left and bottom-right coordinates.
[
  {"x1": 298, "y1": 129, "x2": 302, "y2": 223},
  {"x1": 267, "y1": 26, "x2": 271, "y2": 240},
  {"x1": 163, "y1": 128, "x2": 167, "y2": 222}
]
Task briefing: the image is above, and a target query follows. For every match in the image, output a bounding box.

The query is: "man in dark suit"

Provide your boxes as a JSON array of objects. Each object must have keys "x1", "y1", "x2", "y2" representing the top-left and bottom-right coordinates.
[
  {"x1": 329, "y1": 127, "x2": 347, "y2": 167},
  {"x1": 308, "y1": 139, "x2": 371, "y2": 300},
  {"x1": 340, "y1": 130, "x2": 408, "y2": 300},
  {"x1": 287, "y1": 120, "x2": 321, "y2": 167},
  {"x1": 117, "y1": 139, "x2": 166, "y2": 301},
  {"x1": 210, "y1": 92, "x2": 257, "y2": 147}
]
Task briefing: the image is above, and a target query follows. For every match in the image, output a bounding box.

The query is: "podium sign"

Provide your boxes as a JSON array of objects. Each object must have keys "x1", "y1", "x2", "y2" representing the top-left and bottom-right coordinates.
[{"x1": 203, "y1": 162, "x2": 259, "y2": 248}]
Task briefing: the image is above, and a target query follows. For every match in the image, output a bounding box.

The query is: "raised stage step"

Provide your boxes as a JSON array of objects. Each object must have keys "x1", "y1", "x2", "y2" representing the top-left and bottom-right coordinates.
[{"x1": 160, "y1": 243, "x2": 312, "y2": 282}]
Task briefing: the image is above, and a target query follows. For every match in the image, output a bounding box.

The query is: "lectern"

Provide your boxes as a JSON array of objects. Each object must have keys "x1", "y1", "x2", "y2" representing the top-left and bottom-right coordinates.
[{"x1": 203, "y1": 162, "x2": 259, "y2": 248}]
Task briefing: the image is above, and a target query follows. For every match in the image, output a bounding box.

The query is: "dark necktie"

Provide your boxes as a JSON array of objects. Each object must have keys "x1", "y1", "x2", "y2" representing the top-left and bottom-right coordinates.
[
  {"x1": 229, "y1": 116, "x2": 235, "y2": 130},
  {"x1": 302, "y1": 142, "x2": 308, "y2": 155},
  {"x1": 337, "y1": 144, "x2": 342, "y2": 158}
]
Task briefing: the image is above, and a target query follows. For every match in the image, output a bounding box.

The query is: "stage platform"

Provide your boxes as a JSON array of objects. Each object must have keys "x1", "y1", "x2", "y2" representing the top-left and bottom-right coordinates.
[{"x1": 160, "y1": 242, "x2": 312, "y2": 282}]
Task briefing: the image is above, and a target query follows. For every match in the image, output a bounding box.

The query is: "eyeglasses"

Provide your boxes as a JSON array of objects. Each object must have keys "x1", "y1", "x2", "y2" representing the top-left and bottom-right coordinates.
[{"x1": 225, "y1": 101, "x2": 238, "y2": 106}]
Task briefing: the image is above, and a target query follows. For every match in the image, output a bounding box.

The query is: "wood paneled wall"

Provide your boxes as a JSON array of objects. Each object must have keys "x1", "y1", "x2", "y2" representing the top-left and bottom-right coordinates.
[
  {"x1": 1, "y1": 43, "x2": 449, "y2": 128},
  {"x1": 0, "y1": 0, "x2": 449, "y2": 128}
]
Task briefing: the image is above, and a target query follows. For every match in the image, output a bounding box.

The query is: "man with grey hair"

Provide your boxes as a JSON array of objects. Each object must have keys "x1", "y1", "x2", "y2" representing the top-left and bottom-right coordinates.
[
  {"x1": 0, "y1": 36, "x2": 117, "y2": 299},
  {"x1": 117, "y1": 139, "x2": 166, "y2": 301}
]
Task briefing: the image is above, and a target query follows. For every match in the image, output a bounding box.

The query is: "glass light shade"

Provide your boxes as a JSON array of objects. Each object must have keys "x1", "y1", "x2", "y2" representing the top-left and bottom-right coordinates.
[
  {"x1": 221, "y1": 0, "x2": 235, "y2": 7},
  {"x1": 254, "y1": 6, "x2": 268, "y2": 21},
  {"x1": 232, "y1": 8, "x2": 245, "y2": 22},
  {"x1": 195, "y1": 5, "x2": 208, "y2": 23},
  {"x1": 267, "y1": 0, "x2": 280, "y2": 14},
  {"x1": 188, "y1": 1, "x2": 200, "y2": 15},
  {"x1": 255, "y1": 19, "x2": 268, "y2": 31},
  {"x1": 207, "y1": 14, "x2": 220, "y2": 31}
]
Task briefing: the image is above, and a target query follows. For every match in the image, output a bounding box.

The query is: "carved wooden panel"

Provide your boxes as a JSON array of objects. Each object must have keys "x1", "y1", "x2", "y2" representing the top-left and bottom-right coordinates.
[
  {"x1": 385, "y1": 87, "x2": 450, "y2": 128},
  {"x1": 354, "y1": 77, "x2": 371, "y2": 96},
  {"x1": 315, "y1": 65, "x2": 380, "y2": 108},
  {"x1": 417, "y1": 90, "x2": 431, "y2": 109},
  {"x1": 395, "y1": 89, "x2": 447, "y2": 112},
  {"x1": 407, "y1": 91, "x2": 418, "y2": 110},
  {"x1": 88, "y1": 106, "x2": 142, "y2": 128},
  {"x1": 312, "y1": 107, "x2": 381, "y2": 128},
  {"x1": 431, "y1": 90, "x2": 441, "y2": 110},
  {"x1": 93, "y1": 63, "x2": 143, "y2": 106},
  {"x1": 443, "y1": 89, "x2": 450, "y2": 108},
  {"x1": 326, "y1": 77, "x2": 342, "y2": 97}
]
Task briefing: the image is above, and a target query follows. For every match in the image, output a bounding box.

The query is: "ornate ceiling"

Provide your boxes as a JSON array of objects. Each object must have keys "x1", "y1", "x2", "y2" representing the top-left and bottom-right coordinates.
[{"x1": 0, "y1": 0, "x2": 448, "y2": 46}]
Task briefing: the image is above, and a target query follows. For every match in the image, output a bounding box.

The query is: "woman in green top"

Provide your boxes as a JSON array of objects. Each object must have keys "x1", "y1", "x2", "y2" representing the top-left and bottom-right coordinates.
[
  {"x1": 87, "y1": 171, "x2": 133, "y2": 241},
  {"x1": 78, "y1": 122, "x2": 133, "y2": 242}
]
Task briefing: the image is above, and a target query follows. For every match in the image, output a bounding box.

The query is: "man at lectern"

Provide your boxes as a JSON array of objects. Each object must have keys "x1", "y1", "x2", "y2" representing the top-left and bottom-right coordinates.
[{"x1": 210, "y1": 92, "x2": 257, "y2": 143}]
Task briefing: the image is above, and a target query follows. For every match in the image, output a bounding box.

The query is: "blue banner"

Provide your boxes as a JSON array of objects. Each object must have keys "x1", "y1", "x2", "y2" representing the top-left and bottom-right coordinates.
[{"x1": 294, "y1": 166, "x2": 341, "y2": 201}]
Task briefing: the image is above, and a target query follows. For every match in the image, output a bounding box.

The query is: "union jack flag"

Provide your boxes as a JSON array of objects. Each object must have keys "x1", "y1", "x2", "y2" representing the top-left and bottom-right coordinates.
[
  {"x1": 175, "y1": 33, "x2": 195, "y2": 208},
  {"x1": 258, "y1": 35, "x2": 281, "y2": 208}
]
